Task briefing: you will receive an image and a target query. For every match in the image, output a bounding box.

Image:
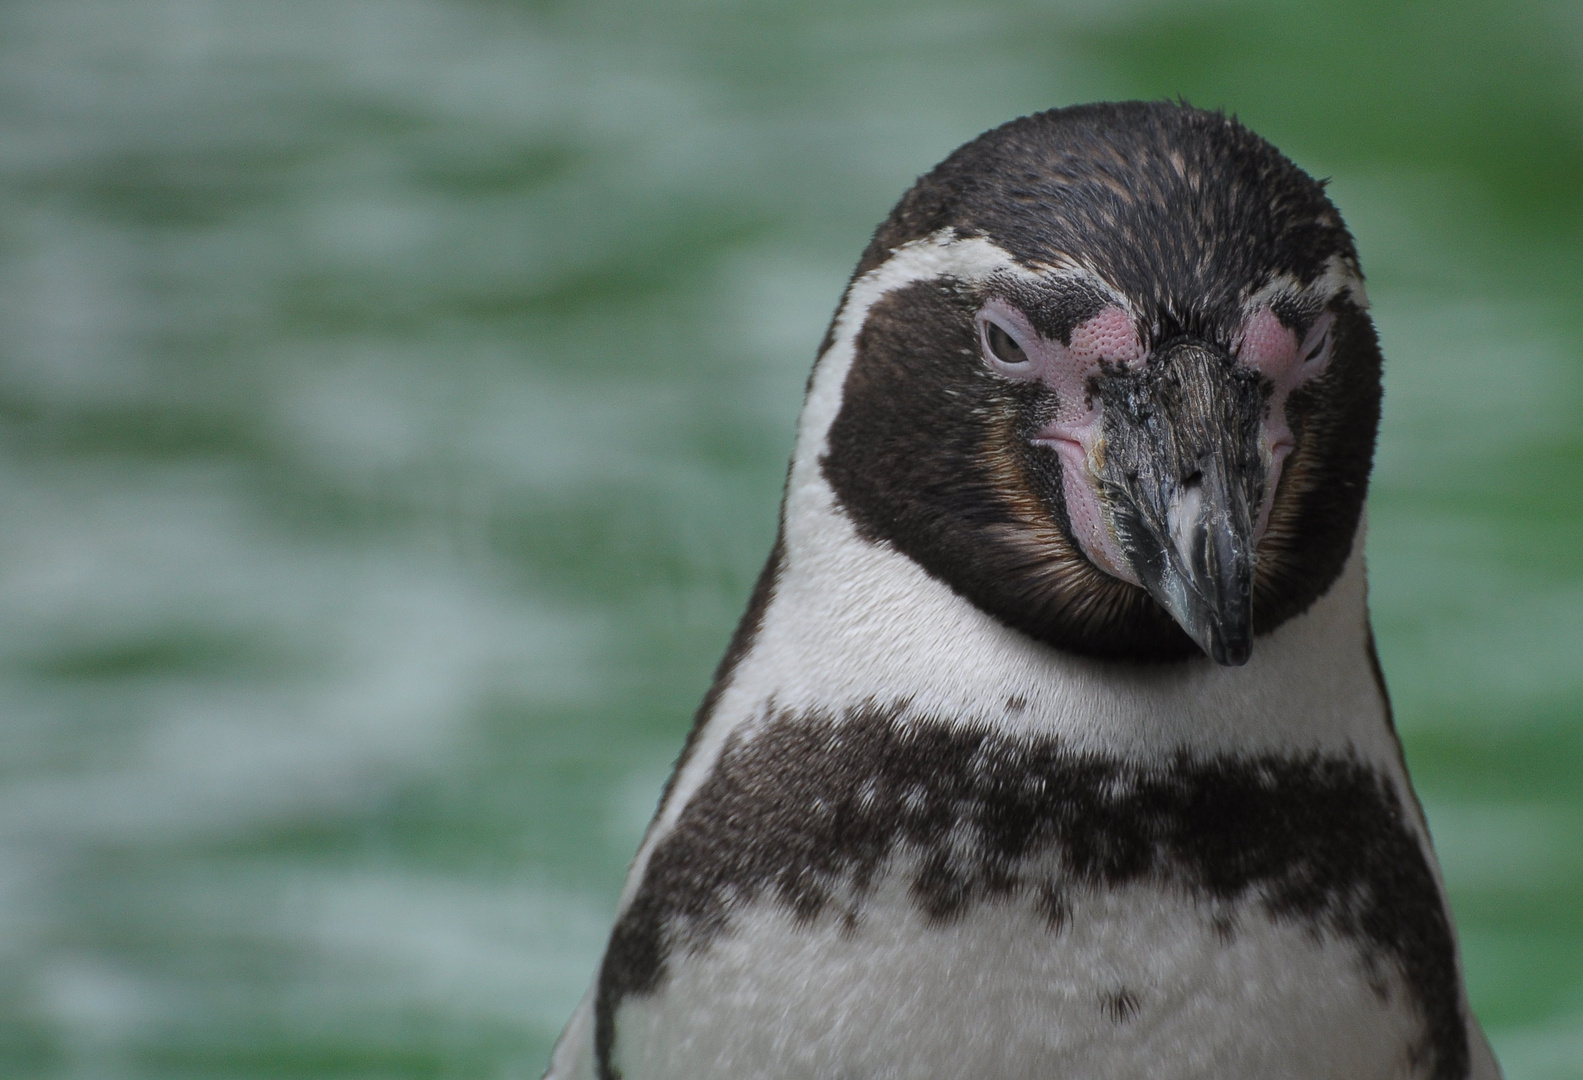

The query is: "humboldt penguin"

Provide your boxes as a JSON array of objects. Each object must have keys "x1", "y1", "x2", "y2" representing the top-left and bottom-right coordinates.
[{"x1": 545, "y1": 101, "x2": 1503, "y2": 1080}]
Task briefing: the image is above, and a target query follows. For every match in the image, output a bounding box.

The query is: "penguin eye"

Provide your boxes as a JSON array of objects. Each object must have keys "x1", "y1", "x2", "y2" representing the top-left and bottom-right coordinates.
[
  {"x1": 984, "y1": 321, "x2": 1029, "y2": 367},
  {"x1": 1302, "y1": 327, "x2": 1330, "y2": 367}
]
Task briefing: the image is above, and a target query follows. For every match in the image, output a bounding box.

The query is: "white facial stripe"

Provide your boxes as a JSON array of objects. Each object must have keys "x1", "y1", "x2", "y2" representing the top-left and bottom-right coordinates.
[
  {"x1": 634, "y1": 234, "x2": 1138, "y2": 897},
  {"x1": 1320, "y1": 252, "x2": 1369, "y2": 309},
  {"x1": 796, "y1": 229, "x2": 1100, "y2": 484},
  {"x1": 1238, "y1": 253, "x2": 1367, "y2": 334},
  {"x1": 619, "y1": 230, "x2": 1041, "y2": 909}
]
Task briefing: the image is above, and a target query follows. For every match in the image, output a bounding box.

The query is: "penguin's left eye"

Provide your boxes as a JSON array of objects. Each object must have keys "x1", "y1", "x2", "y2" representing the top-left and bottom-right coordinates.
[
  {"x1": 1302, "y1": 328, "x2": 1330, "y2": 366},
  {"x1": 984, "y1": 321, "x2": 1030, "y2": 367},
  {"x1": 1294, "y1": 311, "x2": 1336, "y2": 374}
]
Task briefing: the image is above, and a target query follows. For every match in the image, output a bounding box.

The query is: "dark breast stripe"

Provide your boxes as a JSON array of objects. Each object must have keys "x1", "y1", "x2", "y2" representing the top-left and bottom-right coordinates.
[{"x1": 594, "y1": 704, "x2": 1467, "y2": 1080}]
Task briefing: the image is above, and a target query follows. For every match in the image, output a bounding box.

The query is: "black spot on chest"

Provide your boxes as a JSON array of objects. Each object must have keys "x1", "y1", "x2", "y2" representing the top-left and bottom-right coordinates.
[
  {"x1": 1101, "y1": 988, "x2": 1141, "y2": 1023},
  {"x1": 595, "y1": 705, "x2": 1467, "y2": 1080}
]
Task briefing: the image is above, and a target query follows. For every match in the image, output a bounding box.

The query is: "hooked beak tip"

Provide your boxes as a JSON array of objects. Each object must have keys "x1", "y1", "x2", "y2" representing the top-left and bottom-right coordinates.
[
  {"x1": 1159, "y1": 576, "x2": 1252, "y2": 666},
  {"x1": 1208, "y1": 628, "x2": 1252, "y2": 667},
  {"x1": 1125, "y1": 489, "x2": 1256, "y2": 667}
]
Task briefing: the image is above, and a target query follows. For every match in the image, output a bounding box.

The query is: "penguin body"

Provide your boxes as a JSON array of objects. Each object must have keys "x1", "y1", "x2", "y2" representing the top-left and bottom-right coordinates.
[{"x1": 547, "y1": 103, "x2": 1503, "y2": 1080}]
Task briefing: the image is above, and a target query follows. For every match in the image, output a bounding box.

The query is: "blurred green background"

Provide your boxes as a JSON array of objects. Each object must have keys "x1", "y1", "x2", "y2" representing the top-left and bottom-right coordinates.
[{"x1": 0, "y1": 1, "x2": 1577, "y2": 1077}]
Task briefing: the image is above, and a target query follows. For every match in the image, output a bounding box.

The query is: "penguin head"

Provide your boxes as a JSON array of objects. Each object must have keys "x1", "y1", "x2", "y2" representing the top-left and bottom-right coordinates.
[{"x1": 820, "y1": 102, "x2": 1380, "y2": 666}]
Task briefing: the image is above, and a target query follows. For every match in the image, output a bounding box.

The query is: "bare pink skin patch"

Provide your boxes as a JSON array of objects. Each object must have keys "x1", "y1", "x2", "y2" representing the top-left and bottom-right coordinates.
[
  {"x1": 976, "y1": 296, "x2": 1335, "y2": 585},
  {"x1": 1234, "y1": 307, "x2": 1335, "y2": 542},
  {"x1": 976, "y1": 298, "x2": 1144, "y2": 585}
]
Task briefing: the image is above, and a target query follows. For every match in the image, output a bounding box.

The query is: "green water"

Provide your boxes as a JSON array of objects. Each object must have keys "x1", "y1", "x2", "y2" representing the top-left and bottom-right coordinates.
[{"x1": 0, "y1": 1, "x2": 1577, "y2": 1077}]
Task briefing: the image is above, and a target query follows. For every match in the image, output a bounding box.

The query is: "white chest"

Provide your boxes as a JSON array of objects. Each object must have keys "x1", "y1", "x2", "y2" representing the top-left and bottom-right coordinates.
[
  {"x1": 587, "y1": 701, "x2": 1468, "y2": 1080},
  {"x1": 613, "y1": 871, "x2": 1425, "y2": 1080}
]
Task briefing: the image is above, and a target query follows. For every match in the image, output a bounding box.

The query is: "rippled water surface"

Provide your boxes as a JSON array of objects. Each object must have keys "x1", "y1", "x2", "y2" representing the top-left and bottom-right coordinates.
[{"x1": 0, "y1": 1, "x2": 1579, "y2": 1077}]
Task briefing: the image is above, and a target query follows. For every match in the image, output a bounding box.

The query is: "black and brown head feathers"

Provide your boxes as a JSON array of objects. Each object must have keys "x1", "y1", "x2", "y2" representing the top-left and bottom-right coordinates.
[{"x1": 822, "y1": 101, "x2": 1379, "y2": 663}]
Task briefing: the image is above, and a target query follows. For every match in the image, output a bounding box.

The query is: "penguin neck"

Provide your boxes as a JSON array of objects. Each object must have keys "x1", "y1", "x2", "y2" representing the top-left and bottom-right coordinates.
[{"x1": 746, "y1": 464, "x2": 1389, "y2": 763}]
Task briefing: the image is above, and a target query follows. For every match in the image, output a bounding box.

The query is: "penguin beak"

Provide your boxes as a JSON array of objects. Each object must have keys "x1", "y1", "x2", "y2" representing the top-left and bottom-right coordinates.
[{"x1": 1091, "y1": 340, "x2": 1270, "y2": 666}]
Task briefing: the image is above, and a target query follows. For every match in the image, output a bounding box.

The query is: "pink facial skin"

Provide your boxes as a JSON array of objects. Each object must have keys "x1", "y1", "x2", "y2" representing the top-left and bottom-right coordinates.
[
  {"x1": 976, "y1": 297, "x2": 1144, "y2": 585},
  {"x1": 976, "y1": 297, "x2": 1334, "y2": 582},
  {"x1": 1233, "y1": 307, "x2": 1335, "y2": 542}
]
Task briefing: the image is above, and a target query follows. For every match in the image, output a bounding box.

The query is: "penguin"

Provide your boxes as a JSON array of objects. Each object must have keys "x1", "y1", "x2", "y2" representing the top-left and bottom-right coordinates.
[{"x1": 545, "y1": 101, "x2": 1504, "y2": 1080}]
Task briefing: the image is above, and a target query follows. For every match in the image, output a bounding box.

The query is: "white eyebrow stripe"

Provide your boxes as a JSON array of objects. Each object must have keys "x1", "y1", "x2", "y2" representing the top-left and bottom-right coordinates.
[{"x1": 1242, "y1": 254, "x2": 1368, "y2": 323}]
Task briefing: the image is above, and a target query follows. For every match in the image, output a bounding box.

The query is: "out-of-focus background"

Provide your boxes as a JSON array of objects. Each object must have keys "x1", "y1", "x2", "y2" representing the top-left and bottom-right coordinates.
[{"x1": 0, "y1": 1, "x2": 1578, "y2": 1077}]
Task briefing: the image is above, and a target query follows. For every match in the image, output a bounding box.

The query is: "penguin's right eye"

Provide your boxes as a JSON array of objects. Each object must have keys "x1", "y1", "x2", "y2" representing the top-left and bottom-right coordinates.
[{"x1": 984, "y1": 322, "x2": 1029, "y2": 367}]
